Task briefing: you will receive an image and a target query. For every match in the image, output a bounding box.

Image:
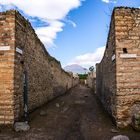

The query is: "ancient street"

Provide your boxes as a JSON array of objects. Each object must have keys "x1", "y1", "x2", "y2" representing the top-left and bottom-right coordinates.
[{"x1": 0, "y1": 85, "x2": 139, "y2": 140}]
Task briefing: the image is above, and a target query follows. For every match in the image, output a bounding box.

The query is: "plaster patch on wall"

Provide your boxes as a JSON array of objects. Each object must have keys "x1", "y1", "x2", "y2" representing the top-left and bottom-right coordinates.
[
  {"x1": 16, "y1": 47, "x2": 23, "y2": 54},
  {"x1": 112, "y1": 54, "x2": 116, "y2": 61},
  {"x1": 120, "y1": 54, "x2": 137, "y2": 59},
  {"x1": 0, "y1": 46, "x2": 10, "y2": 51}
]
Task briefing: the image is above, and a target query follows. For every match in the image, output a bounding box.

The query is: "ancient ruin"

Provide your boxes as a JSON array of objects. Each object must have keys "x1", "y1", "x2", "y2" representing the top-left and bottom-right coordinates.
[
  {"x1": 0, "y1": 10, "x2": 79, "y2": 125},
  {"x1": 0, "y1": 6, "x2": 140, "y2": 135},
  {"x1": 96, "y1": 7, "x2": 140, "y2": 128}
]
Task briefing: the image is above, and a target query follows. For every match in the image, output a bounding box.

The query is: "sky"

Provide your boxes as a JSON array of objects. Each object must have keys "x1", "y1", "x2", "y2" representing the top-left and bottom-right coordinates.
[{"x1": 0, "y1": 0, "x2": 140, "y2": 68}]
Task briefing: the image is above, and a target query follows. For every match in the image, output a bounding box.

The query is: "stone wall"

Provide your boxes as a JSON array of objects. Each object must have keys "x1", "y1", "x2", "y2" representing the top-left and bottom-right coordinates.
[
  {"x1": 72, "y1": 74, "x2": 79, "y2": 87},
  {"x1": 49, "y1": 57, "x2": 73, "y2": 97},
  {"x1": 87, "y1": 72, "x2": 96, "y2": 92},
  {"x1": 96, "y1": 9, "x2": 116, "y2": 120},
  {"x1": 96, "y1": 7, "x2": 140, "y2": 128},
  {"x1": 0, "y1": 10, "x2": 79, "y2": 125}
]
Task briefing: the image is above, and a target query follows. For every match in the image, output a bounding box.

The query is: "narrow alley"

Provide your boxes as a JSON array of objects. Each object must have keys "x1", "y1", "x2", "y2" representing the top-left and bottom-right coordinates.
[{"x1": 0, "y1": 85, "x2": 139, "y2": 140}]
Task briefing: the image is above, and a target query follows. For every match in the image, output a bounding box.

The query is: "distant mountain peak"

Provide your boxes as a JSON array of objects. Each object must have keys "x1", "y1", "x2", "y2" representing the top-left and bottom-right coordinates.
[{"x1": 64, "y1": 64, "x2": 88, "y2": 74}]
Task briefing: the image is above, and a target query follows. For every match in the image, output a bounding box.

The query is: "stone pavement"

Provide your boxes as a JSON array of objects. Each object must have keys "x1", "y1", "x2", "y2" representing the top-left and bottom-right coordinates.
[{"x1": 0, "y1": 85, "x2": 140, "y2": 140}]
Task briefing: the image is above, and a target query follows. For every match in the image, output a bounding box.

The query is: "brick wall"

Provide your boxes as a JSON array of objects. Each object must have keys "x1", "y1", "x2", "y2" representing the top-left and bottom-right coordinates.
[
  {"x1": 0, "y1": 10, "x2": 79, "y2": 125},
  {"x1": 115, "y1": 7, "x2": 140, "y2": 128},
  {"x1": 0, "y1": 11, "x2": 15, "y2": 124},
  {"x1": 96, "y1": 7, "x2": 140, "y2": 128}
]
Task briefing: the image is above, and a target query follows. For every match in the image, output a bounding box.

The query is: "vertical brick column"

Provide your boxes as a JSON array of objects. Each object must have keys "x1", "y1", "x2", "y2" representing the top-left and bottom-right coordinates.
[{"x1": 0, "y1": 11, "x2": 15, "y2": 125}]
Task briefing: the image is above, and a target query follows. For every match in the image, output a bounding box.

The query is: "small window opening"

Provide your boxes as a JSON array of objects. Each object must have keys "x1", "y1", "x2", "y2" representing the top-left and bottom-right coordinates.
[
  {"x1": 123, "y1": 48, "x2": 128, "y2": 53},
  {"x1": 20, "y1": 60, "x2": 24, "y2": 65}
]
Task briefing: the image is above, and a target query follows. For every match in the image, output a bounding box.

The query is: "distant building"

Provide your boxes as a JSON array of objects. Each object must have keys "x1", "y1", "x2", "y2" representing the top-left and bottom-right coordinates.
[{"x1": 87, "y1": 71, "x2": 96, "y2": 92}]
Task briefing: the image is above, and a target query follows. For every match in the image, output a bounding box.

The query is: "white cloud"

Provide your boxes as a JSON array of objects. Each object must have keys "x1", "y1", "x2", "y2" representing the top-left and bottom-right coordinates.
[
  {"x1": 102, "y1": 0, "x2": 117, "y2": 3},
  {"x1": 102, "y1": 0, "x2": 110, "y2": 3},
  {"x1": 0, "y1": 0, "x2": 83, "y2": 47},
  {"x1": 64, "y1": 19, "x2": 77, "y2": 28},
  {"x1": 68, "y1": 46, "x2": 105, "y2": 68},
  {"x1": 0, "y1": 0, "x2": 82, "y2": 20},
  {"x1": 35, "y1": 21, "x2": 64, "y2": 47}
]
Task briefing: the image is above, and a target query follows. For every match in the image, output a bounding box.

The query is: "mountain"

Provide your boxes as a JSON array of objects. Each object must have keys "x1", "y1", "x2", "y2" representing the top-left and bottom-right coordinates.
[{"x1": 64, "y1": 64, "x2": 88, "y2": 74}]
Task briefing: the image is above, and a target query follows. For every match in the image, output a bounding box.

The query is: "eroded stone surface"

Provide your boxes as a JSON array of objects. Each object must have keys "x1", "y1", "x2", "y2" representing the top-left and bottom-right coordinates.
[
  {"x1": 14, "y1": 122, "x2": 30, "y2": 132},
  {"x1": 111, "y1": 135, "x2": 129, "y2": 140},
  {"x1": 96, "y1": 7, "x2": 140, "y2": 128}
]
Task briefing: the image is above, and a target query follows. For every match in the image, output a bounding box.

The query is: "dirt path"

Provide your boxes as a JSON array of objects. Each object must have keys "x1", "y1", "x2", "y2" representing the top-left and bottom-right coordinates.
[{"x1": 0, "y1": 85, "x2": 140, "y2": 140}]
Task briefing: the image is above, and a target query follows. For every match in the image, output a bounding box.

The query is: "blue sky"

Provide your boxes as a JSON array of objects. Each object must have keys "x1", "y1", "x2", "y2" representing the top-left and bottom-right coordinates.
[{"x1": 0, "y1": 0, "x2": 140, "y2": 68}]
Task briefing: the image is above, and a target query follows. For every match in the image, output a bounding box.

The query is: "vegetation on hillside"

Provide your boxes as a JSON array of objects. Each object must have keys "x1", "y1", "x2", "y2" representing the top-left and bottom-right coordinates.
[{"x1": 78, "y1": 74, "x2": 88, "y2": 79}]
